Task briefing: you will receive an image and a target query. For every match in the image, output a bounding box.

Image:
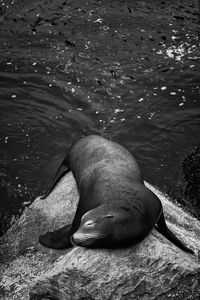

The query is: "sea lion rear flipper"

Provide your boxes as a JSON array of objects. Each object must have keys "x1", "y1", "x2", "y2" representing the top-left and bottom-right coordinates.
[
  {"x1": 155, "y1": 210, "x2": 194, "y2": 254},
  {"x1": 41, "y1": 158, "x2": 70, "y2": 199},
  {"x1": 39, "y1": 224, "x2": 72, "y2": 249}
]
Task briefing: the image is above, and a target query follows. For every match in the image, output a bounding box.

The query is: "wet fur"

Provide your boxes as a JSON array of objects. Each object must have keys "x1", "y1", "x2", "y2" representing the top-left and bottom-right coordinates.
[{"x1": 39, "y1": 135, "x2": 194, "y2": 254}]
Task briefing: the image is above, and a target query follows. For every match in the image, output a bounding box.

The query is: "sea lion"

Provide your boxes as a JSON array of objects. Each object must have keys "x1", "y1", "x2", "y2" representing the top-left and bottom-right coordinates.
[{"x1": 39, "y1": 135, "x2": 194, "y2": 254}]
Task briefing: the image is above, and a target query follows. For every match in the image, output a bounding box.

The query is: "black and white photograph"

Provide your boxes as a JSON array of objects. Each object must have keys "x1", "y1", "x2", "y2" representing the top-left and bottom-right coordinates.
[{"x1": 0, "y1": 0, "x2": 199, "y2": 299}]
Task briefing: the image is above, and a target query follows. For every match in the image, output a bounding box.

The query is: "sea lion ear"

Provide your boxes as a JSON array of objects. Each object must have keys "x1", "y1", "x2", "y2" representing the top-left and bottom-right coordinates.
[{"x1": 104, "y1": 214, "x2": 114, "y2": 218}]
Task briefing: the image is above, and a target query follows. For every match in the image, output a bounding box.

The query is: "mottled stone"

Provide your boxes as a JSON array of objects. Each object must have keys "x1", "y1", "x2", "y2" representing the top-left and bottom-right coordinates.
[
  {"x1": 0, "y1": 173, "x2": 200, "y2": 300},
  {"x1": 169, "y1": 144, "x2": 200, "y2": 220}
]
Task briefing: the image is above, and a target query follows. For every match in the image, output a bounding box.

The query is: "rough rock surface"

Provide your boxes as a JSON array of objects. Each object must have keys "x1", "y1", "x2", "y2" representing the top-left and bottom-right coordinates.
[
  {"x1": 170, "y1": 144, "x2": 200, "y2": 220},
  {"x1": 0, "y1": 172, "x2": 200, "y2": 300}
]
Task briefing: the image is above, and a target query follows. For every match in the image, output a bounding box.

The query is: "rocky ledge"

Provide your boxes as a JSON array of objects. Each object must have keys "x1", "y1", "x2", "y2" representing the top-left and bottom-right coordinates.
[{"x1": 0, "y1": 172, "x2": 200, "y2": 300}]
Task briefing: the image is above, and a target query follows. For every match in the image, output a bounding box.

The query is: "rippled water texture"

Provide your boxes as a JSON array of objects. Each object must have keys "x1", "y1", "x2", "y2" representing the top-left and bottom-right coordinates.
[{"x1": 0, "y1": 0, "x2": 199, "y2": 234}]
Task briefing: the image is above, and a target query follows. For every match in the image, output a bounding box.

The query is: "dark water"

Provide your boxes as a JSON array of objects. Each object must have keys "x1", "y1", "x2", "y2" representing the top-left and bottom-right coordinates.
[{"x1": 0, "y1": 0, "x2": 199, "y2": 234}]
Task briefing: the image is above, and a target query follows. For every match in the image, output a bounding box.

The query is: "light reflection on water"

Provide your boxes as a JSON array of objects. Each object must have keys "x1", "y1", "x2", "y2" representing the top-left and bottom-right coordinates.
[{"x1": 0, "y1": 0, "x2": 199, "y2": 234}]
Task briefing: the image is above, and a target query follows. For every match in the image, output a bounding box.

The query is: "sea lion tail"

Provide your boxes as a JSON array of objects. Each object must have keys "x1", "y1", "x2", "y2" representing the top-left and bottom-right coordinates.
[
  {"x1": 41, "y1": 157, "x2": 70, "y2": 199},
  {"x1": 155, "y1": 210, "x2": 194, "y2": 254}
]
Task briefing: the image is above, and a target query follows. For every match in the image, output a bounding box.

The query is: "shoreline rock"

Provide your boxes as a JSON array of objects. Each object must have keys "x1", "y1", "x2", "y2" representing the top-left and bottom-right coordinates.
[
  {"x1": 0, "y1": 172, "x2": 200, "y2": 300},
  {"x1": 169, "y1": 144, "x2": 200, "y2": 220}
]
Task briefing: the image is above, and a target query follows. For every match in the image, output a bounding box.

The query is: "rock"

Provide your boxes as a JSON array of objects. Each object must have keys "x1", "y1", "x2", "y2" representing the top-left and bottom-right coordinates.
[
  {"x1": 182, "y1": 144, "x2": 200, "y2": 212},
  {"x1": 169, "y1": 144, "x2": 200, "y2": 220},
  {"x1": 0, "y1": 172, "x2": 200, "y2": 300}
]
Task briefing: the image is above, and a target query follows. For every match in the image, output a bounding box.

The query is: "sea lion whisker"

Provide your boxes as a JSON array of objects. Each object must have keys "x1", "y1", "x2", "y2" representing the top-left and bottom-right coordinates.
[{"x1": 74, "y1": 232, "x2": 105, "y2": 241}]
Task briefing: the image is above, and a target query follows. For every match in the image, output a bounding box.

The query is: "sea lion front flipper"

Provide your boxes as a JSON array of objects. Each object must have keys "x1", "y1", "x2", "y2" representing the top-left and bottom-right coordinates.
[
  {"x1": 155, "y1": 210, "x2": 194, "y2": 254},
  {"x1": 39, "y1": 224, "x2": 72, "y2": 249},
  {"x1": 41, "y1": 157, "x2": 70, "y2": 199}
]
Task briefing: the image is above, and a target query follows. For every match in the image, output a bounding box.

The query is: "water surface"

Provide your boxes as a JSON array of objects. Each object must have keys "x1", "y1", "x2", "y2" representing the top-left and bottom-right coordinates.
[{"x1": 0, "y1": 0, "x2": 199, "y2": 234}]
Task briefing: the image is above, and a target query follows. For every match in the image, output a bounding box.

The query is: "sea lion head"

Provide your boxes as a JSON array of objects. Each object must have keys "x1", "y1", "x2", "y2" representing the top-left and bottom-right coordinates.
[{"x1": 71, "y1": 204, "x2": 136, "y2": 248}]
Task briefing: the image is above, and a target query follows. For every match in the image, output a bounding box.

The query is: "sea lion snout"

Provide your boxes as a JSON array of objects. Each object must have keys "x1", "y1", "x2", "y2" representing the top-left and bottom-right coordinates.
[
  {"x1": 70, "y1": 235, "x2": 77, "y2": 247},
  {"x1": 71, "y1": 215, "x2": 109, "y2": 247},
  {"x1": 71, "y1": 230, "x2": 105, "y2": 247}
]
